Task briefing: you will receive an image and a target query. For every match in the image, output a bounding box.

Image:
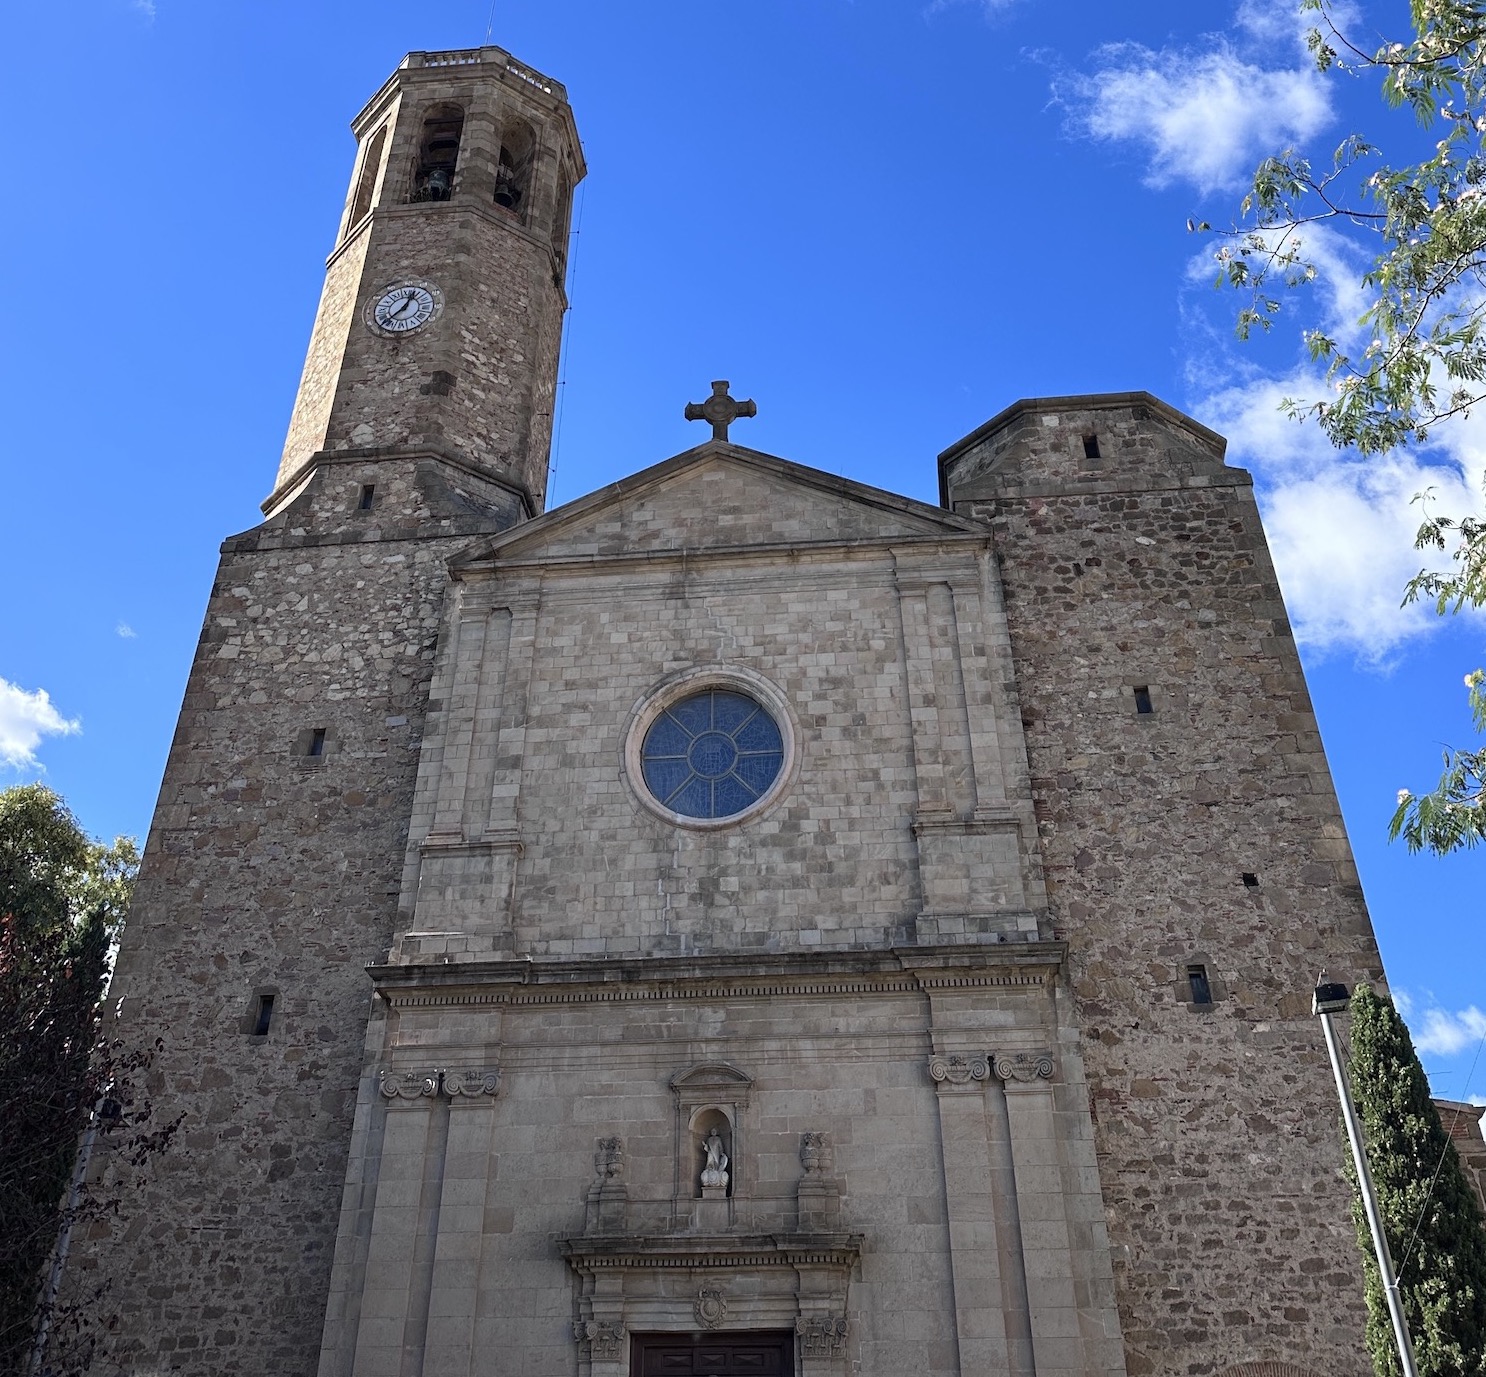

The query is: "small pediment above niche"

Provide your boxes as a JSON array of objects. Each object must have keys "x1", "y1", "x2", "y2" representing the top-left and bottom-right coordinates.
[
  {"x1": 670, "y1": 1061, "x2": 755, "y2": 1104},
  {"x1": 451, "y1": 442, "x2": 984, "y2": 572}
]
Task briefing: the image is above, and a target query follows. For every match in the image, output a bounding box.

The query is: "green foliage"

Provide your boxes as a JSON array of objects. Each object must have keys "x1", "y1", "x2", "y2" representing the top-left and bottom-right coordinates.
[
  {"x1": 1217, "y1": 0, "x2": 1486, "y2": 454},
  {"x1": 1211, "y1": 0, "x2": 1486, "y2": 854},
  {"x1": 0, "y1": 785, "x2": 136, "y2": 946},
  {"x1": 0, "y1": 785, "x2": 139, "y2": 1376},
  {"x1": 1392, "y1": 505, "x2": 1486, "y2": 852},
  {"x1": 1390, "y1": 681, "x2": 1486, "y2": 853},
  {"x1": 1347, "y1": 987, "x2": 1486, "y2": 1377}
]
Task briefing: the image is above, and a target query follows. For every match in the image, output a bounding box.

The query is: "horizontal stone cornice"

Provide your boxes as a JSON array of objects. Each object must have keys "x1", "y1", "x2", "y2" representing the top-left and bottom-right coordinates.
[
  {"x1": 260, "y1": 442, "x2": 535, "y2": 521},
  {"x1": 370, "y1": 941, "x2": 1064, "y2": 1009},
  {"x1": 454, "y1": 531, "x2": 991, "y2": 583},
  {"x1": 963, "y1": 470, "x2": 1254, "y2": 506},
  {"x1": 558, "y1": 1231, "x2": 863, "y2": 1274}
]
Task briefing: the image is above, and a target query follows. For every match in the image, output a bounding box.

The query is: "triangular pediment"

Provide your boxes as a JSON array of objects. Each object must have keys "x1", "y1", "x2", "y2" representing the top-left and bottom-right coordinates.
[
  {"x1": 453, "y1": 442, "x2": 981, "y2": 571},
  {"x1": 669, "y1": 1062, "x2": 755, "y2": 1093}
]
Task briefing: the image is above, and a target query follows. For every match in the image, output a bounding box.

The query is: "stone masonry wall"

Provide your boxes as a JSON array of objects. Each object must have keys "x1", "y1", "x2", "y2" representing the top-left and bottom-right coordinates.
[
  {"x1": 68, "y1": 463, "x2": 515, "y2": 1377},
  {"x1": 278, "y1": 227, "x2": 373, "y2": 490},
  {"x1": 951, "y1": 398, "x2": 1385, "y2": 1377},
  {"x1": 1435, "y1": 1098, "x2": 1486, "y2": 1214},
  {"x1": 394, "y1": 454, "x2": 1044, "y2": 962},
  {"x1": 319, "y1": 205, "x2": 565, "y2": 509}
]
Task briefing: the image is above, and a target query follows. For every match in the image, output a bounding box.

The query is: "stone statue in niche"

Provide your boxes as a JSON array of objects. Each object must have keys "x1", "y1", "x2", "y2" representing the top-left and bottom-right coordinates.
[{"x1": 700, "y1": 1128, "x2": 730, "y2": 1190}]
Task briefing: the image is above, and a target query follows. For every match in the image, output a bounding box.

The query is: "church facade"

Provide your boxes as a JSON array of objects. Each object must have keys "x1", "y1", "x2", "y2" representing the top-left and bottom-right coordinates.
[{"x1": 71, "y1": 46, "x2": 1386, "y2": 1377}]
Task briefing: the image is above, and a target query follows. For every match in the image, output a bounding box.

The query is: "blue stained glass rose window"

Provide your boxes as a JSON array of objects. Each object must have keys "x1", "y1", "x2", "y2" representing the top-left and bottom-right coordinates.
[{"x1": 640, "y1": 689, "x2": 785, "y2": 820}]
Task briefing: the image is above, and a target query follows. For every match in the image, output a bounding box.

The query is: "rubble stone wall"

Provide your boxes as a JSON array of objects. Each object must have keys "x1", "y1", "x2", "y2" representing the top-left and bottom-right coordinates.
[{"x1": 949, "y1": 395, "x2": 1385, "y2": 1377}]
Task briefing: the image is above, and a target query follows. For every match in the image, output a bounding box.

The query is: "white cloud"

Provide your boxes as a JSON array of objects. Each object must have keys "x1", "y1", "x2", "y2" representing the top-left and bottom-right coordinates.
[
  {"x1": 0, "y1": 677, "x2": 81, "y2": 771},
  {"x1": 1184, "y1": 217, "x2": 1486, "y2": 662},
  {"x1": 1059, "y1": 6, "x2": 1334, "y2": 195},
  {"x1": 1470, "y1": 1095, "x2": 1486, "y2": 1108},
  {"x1": 116, "y1": 623, "x2": 137, "y2": 639},
  {"x1": 926, "y1": 0, "x2": 1023, "y2": 16},
  {"x1": 1233, "y1": 0, "x2": 1359, "y2": 48},
  {"x1": 1412, "y1": 1004, "x2": 1486, "y2": 1057},
  {"x1": 1185, "y1": 220, "x2": 1374, "y2": 335},
  {"x1": 1200, "y1": 373, "x2": 1486, "y2": 660},
  {"x1": 132, "y1": 0, "x2": 156, "y2": 18}
]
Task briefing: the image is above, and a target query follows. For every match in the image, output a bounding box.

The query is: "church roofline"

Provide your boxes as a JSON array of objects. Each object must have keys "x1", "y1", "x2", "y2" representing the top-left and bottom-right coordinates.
[
  {"x1": 451, "y1": 438, "x2": 983, "y2": 572},
  {"x1": 936, "y1": 391, "x2": 1228, "y2": 507}
]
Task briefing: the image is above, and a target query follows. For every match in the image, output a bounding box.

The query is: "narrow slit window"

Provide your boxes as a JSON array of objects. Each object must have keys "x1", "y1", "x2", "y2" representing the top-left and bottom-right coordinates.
[
  {"x1": 1082, "y1": 433, "x2": 1101, "y2": 459},
  {"x1": 307, "y1": 728, "x2": 327, "y2": 758},
  {"x1": 1187, "y1": 965, "x2": 1213, "y2": 1006},
  {"x1": 253, "y1": 994, "x2": 275, "y2": 1036},
  {"x1": 1133, "y1": 685, "x2": 1153, "y2": 715},
  {"x1": 357, "y1": 484, "x2": 376, "y2": 511}
]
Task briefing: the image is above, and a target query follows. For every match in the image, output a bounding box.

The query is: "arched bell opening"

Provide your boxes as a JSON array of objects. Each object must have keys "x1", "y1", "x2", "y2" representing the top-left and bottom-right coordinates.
[
  {"x1": 347, "y1": 123, "x2": 389, "y2": 229},
  {"x1": 494, "y1": 119, "x2": 535, "y2": 217},
  {"x1": 410, "y1": 104, "x2": 465, "y2": 203},
  {"x1": 551, "y1": 163, "x2": 573, "y2": 271}
]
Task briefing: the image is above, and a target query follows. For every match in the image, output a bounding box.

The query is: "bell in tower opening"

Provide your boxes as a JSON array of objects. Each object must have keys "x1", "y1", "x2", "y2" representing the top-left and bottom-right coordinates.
[
  {"x1": 494, "y1": 120, "x2": 534, "y2": 213},
  {"x1": 412, "y1": 105, "x2": 463, "y2": 202}
]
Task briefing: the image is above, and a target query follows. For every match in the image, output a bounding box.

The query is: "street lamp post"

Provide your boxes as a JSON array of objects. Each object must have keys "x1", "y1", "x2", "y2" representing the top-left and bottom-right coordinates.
[{"x1": 1314, "y1": 980, "x2": 1420, "y2": 1377}]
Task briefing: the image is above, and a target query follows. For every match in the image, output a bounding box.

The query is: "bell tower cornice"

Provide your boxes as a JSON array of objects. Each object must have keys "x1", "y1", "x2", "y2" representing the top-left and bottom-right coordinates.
[
  {"x1": 271, "y1": 45, "x2": 583, "y2": 525},
  {"x1": 348, "y1": 48, "x2": 584, "y2": 174}
]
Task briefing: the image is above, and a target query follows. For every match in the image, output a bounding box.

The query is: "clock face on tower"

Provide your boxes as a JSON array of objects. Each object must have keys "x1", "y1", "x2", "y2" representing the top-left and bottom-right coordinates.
[{"x1": 369, "y1": 281, "x2": 440, "y2": 335}]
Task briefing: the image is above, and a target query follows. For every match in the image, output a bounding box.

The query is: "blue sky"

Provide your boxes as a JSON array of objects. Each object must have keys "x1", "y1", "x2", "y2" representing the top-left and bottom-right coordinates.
[{"x1": 1, "y1": 0, "x2": 1482, "y2": 1098}]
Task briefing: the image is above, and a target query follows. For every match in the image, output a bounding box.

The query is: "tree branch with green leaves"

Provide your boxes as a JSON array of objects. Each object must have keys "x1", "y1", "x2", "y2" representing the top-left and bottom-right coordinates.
[{"x1": 1204, "y1": 0, "x2": 1486, "y2": 855}]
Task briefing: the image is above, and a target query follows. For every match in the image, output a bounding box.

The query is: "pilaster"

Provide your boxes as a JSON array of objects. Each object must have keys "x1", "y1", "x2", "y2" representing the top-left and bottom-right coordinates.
[{"x1": 925, "y1": 1052, "x2": 1025, "y2": 1377}]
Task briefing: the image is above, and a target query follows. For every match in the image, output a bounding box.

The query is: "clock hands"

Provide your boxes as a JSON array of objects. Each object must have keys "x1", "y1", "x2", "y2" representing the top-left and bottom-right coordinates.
[{"x1": 373, "y1": 285, "x2": 435, "y2": 334}]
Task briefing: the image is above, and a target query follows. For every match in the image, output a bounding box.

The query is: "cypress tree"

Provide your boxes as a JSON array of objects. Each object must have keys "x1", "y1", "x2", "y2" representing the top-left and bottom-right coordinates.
[{"x1": 1348, "y1": 986, "x2": 1486, "y2": 1377}]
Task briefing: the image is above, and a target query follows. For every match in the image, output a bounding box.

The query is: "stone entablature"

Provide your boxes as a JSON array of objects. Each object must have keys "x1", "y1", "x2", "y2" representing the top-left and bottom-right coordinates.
[{"x1": 560, "y1": 1234, "x2": 863, "y2": 1374}]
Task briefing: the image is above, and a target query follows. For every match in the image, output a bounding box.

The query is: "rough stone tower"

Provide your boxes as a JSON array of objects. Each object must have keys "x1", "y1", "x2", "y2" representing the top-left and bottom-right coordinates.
[
  {"x1": 66, "y1": 48, "x2": 581, "y2": 1376},
  {"x1": 274, "y1": 46, "x2": 583, "y2": 518},
  {"x1": 940, "y1": 394, "x2": 1384, "y2": 1375}
]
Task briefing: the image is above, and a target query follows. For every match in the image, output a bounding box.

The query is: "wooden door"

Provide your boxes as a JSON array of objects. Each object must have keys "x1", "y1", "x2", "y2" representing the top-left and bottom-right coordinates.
[{"x1": 630, "y1": 1331, "x2": 794, "y2": 1376}]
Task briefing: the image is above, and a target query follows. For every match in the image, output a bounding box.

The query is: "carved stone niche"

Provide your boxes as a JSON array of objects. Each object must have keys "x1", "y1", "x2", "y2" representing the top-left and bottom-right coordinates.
[{"x1": 670, "y1": 1062, "x2": 753, "y2": 1229}]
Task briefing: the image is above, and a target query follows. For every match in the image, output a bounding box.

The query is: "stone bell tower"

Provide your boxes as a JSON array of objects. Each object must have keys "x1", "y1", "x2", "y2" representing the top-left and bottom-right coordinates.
[
  {"x1": 272, "y1": 46, "x2": 584, "y2": 519},
  {"x1": 63, "y1": 48, "x2": 582, "y2": 1377}
]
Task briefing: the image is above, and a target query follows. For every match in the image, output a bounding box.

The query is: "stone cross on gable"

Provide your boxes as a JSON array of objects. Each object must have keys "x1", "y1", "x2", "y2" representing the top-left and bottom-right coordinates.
[{"x1": 685, "y1": 380, "x2": 756, "y2": 442}]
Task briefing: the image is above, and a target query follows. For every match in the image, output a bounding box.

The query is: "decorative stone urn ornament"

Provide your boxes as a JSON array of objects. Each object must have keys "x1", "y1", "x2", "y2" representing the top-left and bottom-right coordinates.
[{"x1": 594, "y1": 1135, "x2": 625, "y2": 1181}]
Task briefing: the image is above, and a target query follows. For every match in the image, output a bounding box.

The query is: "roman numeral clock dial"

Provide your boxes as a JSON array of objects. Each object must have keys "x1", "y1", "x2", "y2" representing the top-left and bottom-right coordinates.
[{"x1": 369, "y1": 281, "x2": 440, "y2": 335}]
